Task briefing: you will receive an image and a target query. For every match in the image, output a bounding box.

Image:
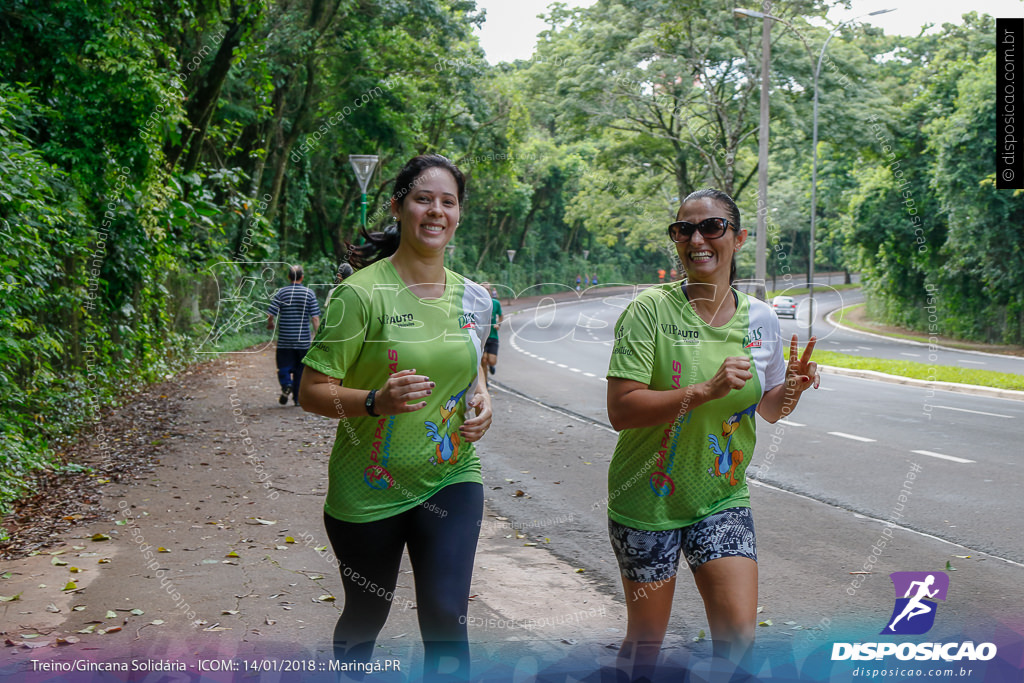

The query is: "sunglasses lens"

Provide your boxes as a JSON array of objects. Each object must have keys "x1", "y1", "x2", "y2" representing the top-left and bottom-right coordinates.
[{"x1": 698, "y1": 218, "x2": 727, "y2": 238}]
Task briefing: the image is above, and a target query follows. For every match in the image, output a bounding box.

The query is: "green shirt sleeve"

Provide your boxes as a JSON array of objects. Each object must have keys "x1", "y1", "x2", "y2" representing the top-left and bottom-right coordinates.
[
  {"x1": 302, "y1": 282, "x2": 368, "y2": 381},
  {"x1": 608, "y1": 294, "x2": 658, "y2": 385}
]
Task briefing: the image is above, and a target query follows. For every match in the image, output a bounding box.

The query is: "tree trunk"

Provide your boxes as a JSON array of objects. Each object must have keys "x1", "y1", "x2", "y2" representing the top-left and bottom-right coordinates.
[{"x1": 168, "y1": 3, "x2": 261, "y2": 173}]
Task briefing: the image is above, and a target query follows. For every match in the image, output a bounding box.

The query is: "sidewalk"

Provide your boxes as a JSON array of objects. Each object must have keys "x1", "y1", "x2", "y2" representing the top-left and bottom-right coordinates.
[{"x1": 0, "y1": 350, "x2": 623, "y2": 681}]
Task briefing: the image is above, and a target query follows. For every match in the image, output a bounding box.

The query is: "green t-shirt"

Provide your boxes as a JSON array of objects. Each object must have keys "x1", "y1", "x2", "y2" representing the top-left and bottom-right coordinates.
[
  {"x1": 488, "y1": 297, "x2": 502, "y2": 341},
  {"x1": 302, "y1": 259, "x2": 492, "y2": 523},
  {"x1": 606, "y1": 283, "x2": 786, "y2": 531}
]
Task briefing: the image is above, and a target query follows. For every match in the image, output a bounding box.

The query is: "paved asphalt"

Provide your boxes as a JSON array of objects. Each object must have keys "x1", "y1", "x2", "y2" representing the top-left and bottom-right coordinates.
[{"x1": 474, "y1": 285, "x2": 1024, "y2": 661}]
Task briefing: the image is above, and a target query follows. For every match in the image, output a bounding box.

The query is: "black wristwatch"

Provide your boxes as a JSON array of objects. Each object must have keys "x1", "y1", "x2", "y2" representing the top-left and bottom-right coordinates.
[{"x1": 365, "y1": 389, "x2": 379, "y2": 417}]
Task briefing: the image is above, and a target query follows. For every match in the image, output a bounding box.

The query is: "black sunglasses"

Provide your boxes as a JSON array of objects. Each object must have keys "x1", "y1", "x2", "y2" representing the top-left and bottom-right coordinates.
[{"x1": 667, "y1": 217, "x2": 736, "y2": 242}]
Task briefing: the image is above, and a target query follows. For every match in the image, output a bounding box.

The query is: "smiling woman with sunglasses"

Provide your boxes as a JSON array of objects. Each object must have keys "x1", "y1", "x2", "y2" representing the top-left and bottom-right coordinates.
[{"x1": 605, "y1": 188, "x2": 820, "y2": 680}]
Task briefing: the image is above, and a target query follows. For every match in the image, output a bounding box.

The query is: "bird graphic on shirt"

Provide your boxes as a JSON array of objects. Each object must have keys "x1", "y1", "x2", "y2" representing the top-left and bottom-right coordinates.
[
  {"x1": 425, "y1": 383, "x2": 471, "y2": 465},
  {"x1": 707, "y1": 403, "x2": 758, "y2": 485}
]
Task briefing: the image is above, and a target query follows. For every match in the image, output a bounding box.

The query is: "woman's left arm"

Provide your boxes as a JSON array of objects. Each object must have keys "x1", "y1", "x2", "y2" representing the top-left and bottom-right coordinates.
[
  {"x1": 459, "y1": 364, "x2": 492, "y2": 442},
  {"x1": 757, "y1": 335, "x2": 820, "y2": 423}
]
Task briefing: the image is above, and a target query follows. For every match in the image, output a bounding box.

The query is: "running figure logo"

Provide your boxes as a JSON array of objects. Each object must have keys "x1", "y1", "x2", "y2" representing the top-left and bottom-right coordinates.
[{"x1": 881, "y1": 571, "x2": 949, "y2": 635}]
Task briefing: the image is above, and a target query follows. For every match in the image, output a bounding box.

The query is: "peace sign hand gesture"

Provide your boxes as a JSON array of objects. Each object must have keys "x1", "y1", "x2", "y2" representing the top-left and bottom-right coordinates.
[{"x1": 786, "y1": 334, "x2": 820, "y2": 394}]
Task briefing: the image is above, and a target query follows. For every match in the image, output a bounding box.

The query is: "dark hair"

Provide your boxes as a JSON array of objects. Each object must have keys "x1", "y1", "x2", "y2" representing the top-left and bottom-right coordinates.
[
  {"x1": 349, "y1": 154, "x2": 466, "y2": 268},
  {"x1": 288, "y1": 265, "x2": 304, "y2": 282},
  {"x1": 678, "y1": 188, "x2": 741, "y2": 284}
]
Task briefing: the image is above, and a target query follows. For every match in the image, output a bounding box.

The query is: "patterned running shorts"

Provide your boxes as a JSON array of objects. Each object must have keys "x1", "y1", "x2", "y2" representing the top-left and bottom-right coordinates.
[{"x1": 608, "y1": 507, "x2": 757, "y2": 583}]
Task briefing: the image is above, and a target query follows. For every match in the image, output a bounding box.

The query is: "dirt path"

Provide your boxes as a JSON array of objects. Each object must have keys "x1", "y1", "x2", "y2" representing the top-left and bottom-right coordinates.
[{"x1": 0, "y1": 347, "x2": 623, "y2": 680}]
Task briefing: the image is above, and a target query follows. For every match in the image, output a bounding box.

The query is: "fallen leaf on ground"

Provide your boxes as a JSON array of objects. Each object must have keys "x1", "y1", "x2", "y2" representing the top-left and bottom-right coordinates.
[
  {"x1": 222, "y1": 610, "x2": 240, "y2": 615},
  {"x1": 55, "y1": 636, "x2": 79, "y2": 645},
  {"x1": 225, "y1": 551, "x2": 240, "y2": 558},
  {"x1": 105, "y1": 610, "x2": 118, "y2": 619},
  {"x1": 91, "y1": 533, "x2": 110, "y2": 542},
  {"x1": 759, "y1": 620, "x2": 773, "y2": 627},
  {"x1": 20, "y1": 640, "x2": 50, "y2": 649},
  {"x1": 945, "y1": 560, "x2": 957, "y2": 571},
  {"x1": 77, "y1": 625, "x2": 96, "y2": 634},
  {"x1": 693, "y1": 629, "x2": 706, "y2": 642},
  {"x1": 62, "y1": 581, "x2": 78, "y2": 591},
  {"x1": 285, "y1": 537, "x2": 296, "y2": 543},
  {"x1": 317, "y1": 595, "x2": 336, "y2": 602},
  {"x1": 46, "y1": 603, "x2": 60, "y2": 613},
  {"x1": 158, "y1": 547, "x2": 171, "y2": 553},
  {"x1": 51, "y1": 557, "x2": 68, "y2": 566},
  {"x1": 130, "y1": 608, "x2": 145, "y2": 616},
  {"x1": 0, "y1": 593, "x2": 21, "y2": 602}
]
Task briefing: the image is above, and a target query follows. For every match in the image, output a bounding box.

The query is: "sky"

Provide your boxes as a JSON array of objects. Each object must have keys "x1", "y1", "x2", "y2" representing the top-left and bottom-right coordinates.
[{"x1": 473, "y1": 0, "x2": 1024, "y2": 64}]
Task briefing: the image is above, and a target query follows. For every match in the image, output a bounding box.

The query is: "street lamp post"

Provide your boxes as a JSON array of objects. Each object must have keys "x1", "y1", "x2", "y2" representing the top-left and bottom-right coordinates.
[
  {"x1": 808, "y1": 9, "x2": 894, "y2": 337},
  {"x1": 348, "y1": 154, "x2": 379, "y2": 229},
  {"x1": 506, "y1": 249, "x2": 517, "y2": 291}
]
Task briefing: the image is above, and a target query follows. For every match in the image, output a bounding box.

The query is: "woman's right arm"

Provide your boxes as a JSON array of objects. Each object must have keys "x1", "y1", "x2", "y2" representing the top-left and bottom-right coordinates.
[
  {"x1": 298, "y1": 367, "x2": 435, "y2": 420},
  {"x1": 606, "y1": 356, "x2": 753, "y2": 431}
]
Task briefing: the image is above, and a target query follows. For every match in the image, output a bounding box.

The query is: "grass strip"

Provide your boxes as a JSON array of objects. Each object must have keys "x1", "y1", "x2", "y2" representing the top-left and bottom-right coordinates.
[{"x1": 812, "y1": 350, "x2": 1024, "y2": 391}]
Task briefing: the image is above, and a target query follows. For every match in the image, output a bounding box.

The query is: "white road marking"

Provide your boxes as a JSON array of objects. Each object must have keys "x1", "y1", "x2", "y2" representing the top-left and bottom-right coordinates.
[
  {"x1": 827, "y1": 431, "x2": 877, "y2": 443},
  {"x1": 749, "y1": 479, "x2": 1024, "y2": 569},
  {"x1": 911, "y1": 449, "x2": 975, "y2": 464},
  {"x1": 556, "y1": 363, "x2": 568, "y2": 368},
  {"x1": 957, "y1": 359, "x2": 986, "y2": 365},
  {"x1": 777, "y1": 419, "x2": 805, "y2": 427},
  {"x1": 569, "y1": 367, "x2": 581, "y2": 373},
  {"x1": 899, "y1": 352, "x2": 921, "y2": 357},
  {"x1": 934, "y1": 405, "x2": 1012, "y2": 419},
  {"x1": 583, "y1": 372, "x2": 596, "y2": 378},
  {"x1": 546, "y1": 360, "x2": 556, "y2": 365}
]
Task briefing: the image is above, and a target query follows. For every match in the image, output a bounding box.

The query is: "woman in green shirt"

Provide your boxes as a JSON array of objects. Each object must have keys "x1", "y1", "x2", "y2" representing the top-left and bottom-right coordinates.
[
  {"x1": 606, "y1": 189, "x2": 820, "y2": 679},
  {"x1": 299, "y1": 155, "x2": 493, "y2": 679}
]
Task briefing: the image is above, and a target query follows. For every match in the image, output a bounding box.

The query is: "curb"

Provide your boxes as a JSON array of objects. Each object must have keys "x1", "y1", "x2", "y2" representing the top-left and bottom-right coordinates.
[
  {"x1": 825, "y1": 305, "x2": 1024, "y2": 362},
  {"x1": 818, "y1": 364, "x2": 1024, "y2": 402}
]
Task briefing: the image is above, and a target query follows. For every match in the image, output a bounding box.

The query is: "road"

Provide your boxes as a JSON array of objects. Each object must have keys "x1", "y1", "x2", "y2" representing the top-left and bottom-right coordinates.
[{"x1": 475, "y1": 285, "x2": 1024, "y2": 663}]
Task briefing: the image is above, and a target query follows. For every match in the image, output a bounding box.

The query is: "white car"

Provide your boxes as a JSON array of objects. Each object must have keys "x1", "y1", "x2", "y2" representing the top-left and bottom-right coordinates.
[{"x1": 771, "y1": 295, "x2": 797, "y2": 319}]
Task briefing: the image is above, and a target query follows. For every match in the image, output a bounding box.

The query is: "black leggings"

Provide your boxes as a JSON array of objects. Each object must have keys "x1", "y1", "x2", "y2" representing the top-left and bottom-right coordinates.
[{"x1": 323, "y1": 482, "x2": 483, "y2": 679}]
